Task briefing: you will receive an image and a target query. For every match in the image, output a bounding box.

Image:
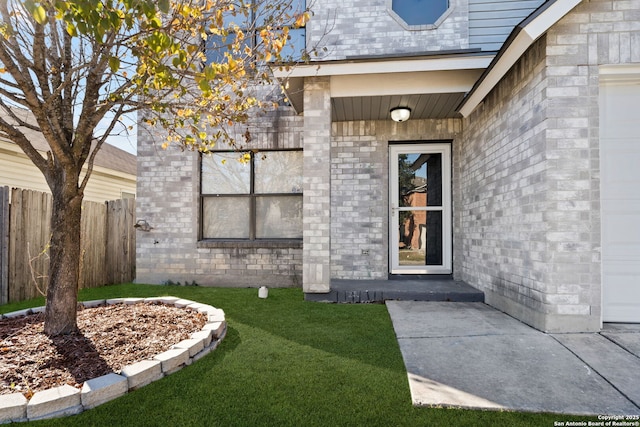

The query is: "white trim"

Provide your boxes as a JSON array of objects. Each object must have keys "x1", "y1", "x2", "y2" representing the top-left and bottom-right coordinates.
[
  {"x1": 458, "y1": 0, "x2": 583, "y2": 117},
  {"x1": 330, "y1": 69, "x2": 484, "y2": 98},
  {"x1": 389, "y1": 143, "x2": 452, "y2": 275},
  {"x1": 599, "y1": 64, "x2": 640, "y2": 85},
  {"x1": 273, "y1": 55, "x2": 494, "y2": 79}
]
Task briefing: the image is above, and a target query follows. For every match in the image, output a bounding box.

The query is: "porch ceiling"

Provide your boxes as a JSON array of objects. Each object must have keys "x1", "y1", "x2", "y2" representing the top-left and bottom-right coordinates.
[
  {"x1": 332, "y1": 92, "x2": 465, "y2": 121},
  {"x1": 274, "y1": 53, "x2": 493, "y2": 123}
]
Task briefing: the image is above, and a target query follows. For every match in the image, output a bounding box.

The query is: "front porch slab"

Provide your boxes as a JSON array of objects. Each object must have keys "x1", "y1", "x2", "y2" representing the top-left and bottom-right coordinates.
[{"x1": 305, "y1": 279, "x2": 484, "y2": 303}]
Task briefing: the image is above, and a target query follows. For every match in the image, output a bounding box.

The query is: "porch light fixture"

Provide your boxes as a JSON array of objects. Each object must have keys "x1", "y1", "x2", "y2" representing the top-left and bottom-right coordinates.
[{"x1": 390, "y1": 107, "x2": 411, "y2": 122}]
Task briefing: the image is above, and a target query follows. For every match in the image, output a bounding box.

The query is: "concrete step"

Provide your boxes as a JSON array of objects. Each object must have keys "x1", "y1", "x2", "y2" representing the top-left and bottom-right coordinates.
[{"x1": 305, "y1": 279, "x2": 484, "y2": 303}]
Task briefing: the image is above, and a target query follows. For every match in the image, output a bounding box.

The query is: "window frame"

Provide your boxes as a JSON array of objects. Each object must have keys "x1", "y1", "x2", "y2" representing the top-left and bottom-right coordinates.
[
  {"x1": 387, "y1": 0, "x2": 452, "y2": 31},
  {"x1": 203, "y1": 0, "x2": 307, "y2": 65},
  {"x1": 199, "y1": 148, "x2": 303, "y2": 242}
]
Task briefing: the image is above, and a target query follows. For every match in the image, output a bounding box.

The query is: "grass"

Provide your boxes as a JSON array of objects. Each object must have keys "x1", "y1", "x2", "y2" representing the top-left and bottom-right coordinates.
[{"x1": 2, "y1": 284, "x2": 599, "y2": 426}]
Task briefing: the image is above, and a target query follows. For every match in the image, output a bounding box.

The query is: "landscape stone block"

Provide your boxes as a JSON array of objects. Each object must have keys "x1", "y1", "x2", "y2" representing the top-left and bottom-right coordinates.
[
  {"x1": 81, "y1": 299, "x2": 106, "y2": 308},
  {"x1": 81, "y1": 373, "x2": 128, "y2": 409},
  {"x1": 186, "y1": 302, "x2": 210, "y2": 313},
  {"x1": 27, "y1": 385, "x2": 82, "y2": 421},
  {"x1": 207, "y1": 309, "x2": 226, "y2": 322},
  {"x1": 120, "y1": 360, "x2": 163, "y2": 390},
  {"x1": 106, "y1": 298, "x2": 126, "y2": 305},
  {"x1": 155, "y1": 296, "x2": 181, "y2": 305},
  {"x1": 0, "y1": 393, "x2": 27, "y2": 423},
  {"x1": 191, "y1": 329, "x2": 213, "y2": 347},
  {"x1": 192, "y1": 344, "x2": 214, "y2": 362},
  {"x1": 3, "y1": 309, "x2": 31, "y2": 319},
  {"x1": 154, "y1": 348, "x2": 190, "y2": 375},
  {"x1": 121, "y1": 298, "x2": 145, "y2": 305},
  {"x1": 171, "y1": 337, "x2": 205, "y2": 357},
  {"x1": 173, "y1": 299, "x2": 195, "y2": 308},
  {"x1": 202, "y1": 321, "x2": 226, "y2": 338}
]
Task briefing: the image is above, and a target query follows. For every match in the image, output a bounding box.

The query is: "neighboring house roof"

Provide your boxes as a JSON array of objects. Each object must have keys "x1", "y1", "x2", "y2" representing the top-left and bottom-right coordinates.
[
  {"x1": 457, "y1": 0, "x2": 583, "y2": 117},
  {"x1": 0, "y1": 106, "x2": 136, "y2": 176}
]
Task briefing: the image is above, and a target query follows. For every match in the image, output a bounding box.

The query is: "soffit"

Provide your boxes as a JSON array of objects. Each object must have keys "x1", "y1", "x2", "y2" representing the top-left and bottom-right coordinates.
[
  {"x1": 275, "y1": 53, "x2": 493, "y2": 121},
  {"x1": 332, "y1": 93, "x2": 465, "y2": 121}
]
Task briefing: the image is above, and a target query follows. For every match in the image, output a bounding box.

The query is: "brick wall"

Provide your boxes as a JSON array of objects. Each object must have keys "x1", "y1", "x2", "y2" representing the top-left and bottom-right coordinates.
[
  {"x1": 136, "y1": 106, "x2": 304, "y2": 287},
  {"x1": 307, "y1": 0, "x2": 469, "y2": 60},
  {"x1": 303, "y1": 77, "x2": 332, "y2": 293},
  {"x1": 543, "y1": 0, "x2": 640, "y2": 329},
  {"x1": 331, "y1": 119, "x2": 462, "y2": 280},
  {"x1": 457, "y1": 37, "x2": 552, "y2": 329},
  {"x1": 457, "y1": 0, "x2": 640, "y2": 332}
]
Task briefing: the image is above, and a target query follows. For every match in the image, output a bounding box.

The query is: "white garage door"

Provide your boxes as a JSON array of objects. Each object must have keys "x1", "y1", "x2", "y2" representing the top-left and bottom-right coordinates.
[{"x1": 600, "y1": 66, "x2": 640, "y2": 323}]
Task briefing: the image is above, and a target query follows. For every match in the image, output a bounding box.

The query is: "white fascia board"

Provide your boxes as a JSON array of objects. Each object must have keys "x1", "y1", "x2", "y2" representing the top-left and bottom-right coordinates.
[
  {"x1": 458, "y1": 0, "x2": 583, "y2": 118},
  {"x1": 330, "y1": 69, "x2": 485, "y2": 98},
  {"x1": 273, "y1": 55, "x2": 494, "y2": 79},
  {"x1": 599, "y1": 64, "x2": 640, "y2": 84}
]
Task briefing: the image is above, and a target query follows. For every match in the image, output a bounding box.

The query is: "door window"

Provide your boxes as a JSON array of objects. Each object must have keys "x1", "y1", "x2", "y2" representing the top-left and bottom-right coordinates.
[{"x1": 390, "y1": 144, "x2": 451, "y2": 274}]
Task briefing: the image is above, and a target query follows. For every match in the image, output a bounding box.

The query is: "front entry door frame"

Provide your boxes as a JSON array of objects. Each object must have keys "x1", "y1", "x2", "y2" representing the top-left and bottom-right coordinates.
[{"x1": 389, "y1": 143, "x2": 452, "y2": 275}]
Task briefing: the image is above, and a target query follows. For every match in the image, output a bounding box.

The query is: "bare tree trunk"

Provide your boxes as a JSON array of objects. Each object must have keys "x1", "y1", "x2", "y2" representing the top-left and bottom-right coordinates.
[{"x1": 43, "y1": 179, "x2": 83, "y2": 336}]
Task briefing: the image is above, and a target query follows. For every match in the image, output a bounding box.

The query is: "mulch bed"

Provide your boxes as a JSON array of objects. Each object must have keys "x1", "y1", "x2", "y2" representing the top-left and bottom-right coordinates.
[{"x1": 0, "y1": 303, "x2": 207, "y2": 398}]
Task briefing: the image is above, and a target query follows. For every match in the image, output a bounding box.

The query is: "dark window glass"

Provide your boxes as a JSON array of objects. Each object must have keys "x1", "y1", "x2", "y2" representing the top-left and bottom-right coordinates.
[
  {"x1": 201, "y1": 150, "x2": 303, "y2": 240},
  {"x1": 392, "y1": 0, "x2": 448, "y2": 26},
  {"x1": 205, "y1": 0, "x2": 306, "y2": 64},
  {"x1": 398, "y1": 211, "x2": 442, "y2": 266}
]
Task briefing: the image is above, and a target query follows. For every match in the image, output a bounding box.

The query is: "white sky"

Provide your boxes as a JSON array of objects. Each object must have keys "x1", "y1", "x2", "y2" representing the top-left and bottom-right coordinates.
[{"x1": 100, "y1": 112, "x2": 137, "y2": 155}]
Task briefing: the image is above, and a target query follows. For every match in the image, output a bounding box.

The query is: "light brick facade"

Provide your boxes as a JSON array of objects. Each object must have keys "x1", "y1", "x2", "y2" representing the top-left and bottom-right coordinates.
[
  {"x1": 456, "y1": 0, "x2": 640, "y2": 332},
  {"x1": 137, "y1": 0, "x2": 640, "y2": 332},
  {"x1": 331, "y1": 120, "x2": 461, "y2": 280},
  {"x1": 136, "y1": 107, "x2": 304, "y2": 287},
  {"x1": 307, "y1": 0, "x2": 469, "y2": 60}
]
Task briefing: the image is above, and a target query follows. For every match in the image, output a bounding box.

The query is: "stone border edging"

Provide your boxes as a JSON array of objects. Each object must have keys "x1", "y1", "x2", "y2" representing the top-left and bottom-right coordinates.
[{"x1": 0, "y1": 296, "x2": 227, "y2": 423}]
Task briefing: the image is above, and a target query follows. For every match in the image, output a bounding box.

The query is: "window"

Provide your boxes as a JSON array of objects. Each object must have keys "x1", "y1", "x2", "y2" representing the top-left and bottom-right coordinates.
[
  {"x1": 201, "y1": 150, "x2": 303, "y2": 240},
  {"x1": 391, "y1": 0, "x2": 449, "y2": 27},
  {"x1": 205, "y1": 0, "x2": 307, "y2": 64}
]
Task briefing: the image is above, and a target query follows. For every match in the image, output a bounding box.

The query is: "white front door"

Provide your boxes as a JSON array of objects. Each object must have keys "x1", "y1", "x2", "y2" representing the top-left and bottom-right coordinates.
[
  {"x1": 389, "y1": 143, "x2": 451, "y2": 274},
  {"x1": 600, "y1": 67, "x2": 640, "y2": 323}
]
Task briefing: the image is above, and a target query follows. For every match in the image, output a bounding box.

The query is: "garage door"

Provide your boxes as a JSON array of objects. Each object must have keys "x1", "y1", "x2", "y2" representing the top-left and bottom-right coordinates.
[{"x1": 600, "y1": 66, "x2": 640, "y2": 323}]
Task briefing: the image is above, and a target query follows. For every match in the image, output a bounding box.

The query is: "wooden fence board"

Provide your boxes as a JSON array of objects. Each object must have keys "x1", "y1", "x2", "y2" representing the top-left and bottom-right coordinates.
[
  {"x1": 0, "y1": 187, "x2": 8, "y2": 304},
  {"x1": 80, "y1": 201, "x2": 108, "y2": 289},
  {"x1": 9, "y1": 189, "x2": 51, "y2": 302},
  {"x1": 106, "y1": 198, "x2": 136, "y2": 285},
  {"x1": 2, "y1": 188, "x2": 135, "y2": 304}
]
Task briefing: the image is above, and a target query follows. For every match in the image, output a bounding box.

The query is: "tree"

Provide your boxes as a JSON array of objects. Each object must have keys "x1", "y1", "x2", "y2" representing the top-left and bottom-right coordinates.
[{"x1": 0, "y1": 0, "x2": 310, "y2": 335}]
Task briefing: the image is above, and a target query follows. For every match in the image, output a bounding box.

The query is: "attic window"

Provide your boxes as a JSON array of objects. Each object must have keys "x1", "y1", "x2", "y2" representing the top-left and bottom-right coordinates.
[{"x1": 390, "y1": 0, "x2": 450, "y2": 28}]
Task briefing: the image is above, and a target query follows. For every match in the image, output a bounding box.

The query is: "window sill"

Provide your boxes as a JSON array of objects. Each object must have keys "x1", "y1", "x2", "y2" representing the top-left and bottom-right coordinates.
[{"x1": 197, "y1": 239, "x2": 303, "y2": 249}]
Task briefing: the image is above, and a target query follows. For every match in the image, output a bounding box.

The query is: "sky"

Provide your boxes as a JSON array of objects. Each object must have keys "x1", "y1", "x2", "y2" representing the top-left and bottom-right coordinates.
[{"x1": 100, "y1": 112, "x2": 137, "y2": 155}]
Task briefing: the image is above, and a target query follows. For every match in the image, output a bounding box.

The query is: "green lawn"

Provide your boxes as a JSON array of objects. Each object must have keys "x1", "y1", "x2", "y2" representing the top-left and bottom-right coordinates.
[{"x1": 2, "y1": 284, "x2": 595, "y2": 426}]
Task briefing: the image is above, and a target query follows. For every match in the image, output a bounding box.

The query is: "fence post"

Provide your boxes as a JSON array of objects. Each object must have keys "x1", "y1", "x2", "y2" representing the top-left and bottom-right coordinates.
[{"x1": 0, "y1": 186, "x2": 8, "y2": 305}]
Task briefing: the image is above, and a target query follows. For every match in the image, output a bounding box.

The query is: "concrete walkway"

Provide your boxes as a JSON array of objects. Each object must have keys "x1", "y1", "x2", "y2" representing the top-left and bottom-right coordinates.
[{"x1": 387, "y1": 301, "x2": 640, "y2": 415}]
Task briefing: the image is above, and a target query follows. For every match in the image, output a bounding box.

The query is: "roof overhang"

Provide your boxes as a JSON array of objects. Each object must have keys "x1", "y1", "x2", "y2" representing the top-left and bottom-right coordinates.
[
  {"x1": 273, "y1": 53, "x2": 494, "y2": 118},
  {"x1": 457, "y1": 0, "x2": 583, "y2": 117}
]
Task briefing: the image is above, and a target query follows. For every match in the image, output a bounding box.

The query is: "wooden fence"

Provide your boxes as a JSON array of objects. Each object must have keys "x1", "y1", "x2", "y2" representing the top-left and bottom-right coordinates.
[{"x1": 0, "y1": 187, "x2": 136, "y2": 304}]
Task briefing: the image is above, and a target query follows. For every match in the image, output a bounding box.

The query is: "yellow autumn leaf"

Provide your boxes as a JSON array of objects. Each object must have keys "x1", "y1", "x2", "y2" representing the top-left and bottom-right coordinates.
[{"x1": 32, "y1": 5, "x2": 47, "y2": 25}]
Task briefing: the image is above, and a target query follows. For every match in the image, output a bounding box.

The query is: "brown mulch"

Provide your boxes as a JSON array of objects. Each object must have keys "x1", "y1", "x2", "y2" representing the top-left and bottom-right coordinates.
[{"x1": 0, "y1": 303, "x2": 207, "y2": 399}]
